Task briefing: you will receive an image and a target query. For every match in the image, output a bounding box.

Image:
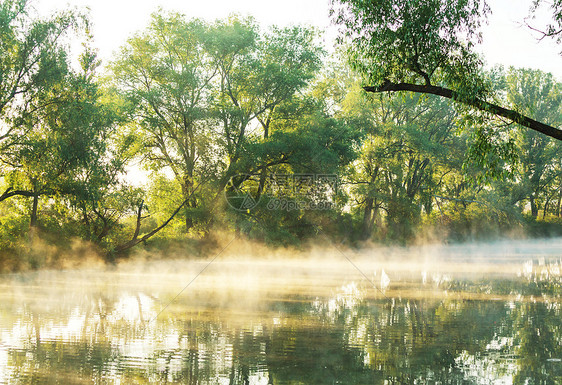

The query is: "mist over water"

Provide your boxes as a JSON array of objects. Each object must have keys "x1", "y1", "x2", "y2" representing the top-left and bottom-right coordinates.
[{"x1": 0, "y1": 238, "x2": 561, "y2": 384}]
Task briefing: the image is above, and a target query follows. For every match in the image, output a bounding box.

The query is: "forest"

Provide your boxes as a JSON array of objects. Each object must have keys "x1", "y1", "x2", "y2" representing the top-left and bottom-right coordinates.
[{"x1": 1, "y1": 0, "x2": 562, "y2": 271}]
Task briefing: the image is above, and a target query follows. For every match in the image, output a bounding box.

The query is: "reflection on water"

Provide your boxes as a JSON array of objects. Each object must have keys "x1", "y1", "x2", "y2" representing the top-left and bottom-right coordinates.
[{"x1": 0, "y1": 240, "x2": 561, "y2": 384}]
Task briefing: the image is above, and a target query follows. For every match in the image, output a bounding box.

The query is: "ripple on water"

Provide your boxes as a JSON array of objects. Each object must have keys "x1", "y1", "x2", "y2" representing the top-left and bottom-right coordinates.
[{"x1": 0, "y1": 242, "x2": 561, "y2": 384}]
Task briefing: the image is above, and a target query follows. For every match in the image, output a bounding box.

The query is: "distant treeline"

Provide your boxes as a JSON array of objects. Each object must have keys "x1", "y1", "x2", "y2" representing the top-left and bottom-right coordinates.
[{"x1": 1, "y1": 1, "x2": 562, "y2": 271}]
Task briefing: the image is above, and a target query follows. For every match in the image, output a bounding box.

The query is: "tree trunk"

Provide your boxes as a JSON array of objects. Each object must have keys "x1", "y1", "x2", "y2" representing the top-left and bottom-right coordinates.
[
  {"x1": 256, "y1": 168, "x2": 267, "y2": 200},
  {"x1": 181, "y1": 178, "x2": 194, "y2": 232},
  {"x1": 30, "y1": 194, "x2": 39, "y2": 228},
  {"x1": 530, "y1": 195, "x2": 538, "y2": 218},
  {"x1": 185, "y1": 206, "x2": 193, "y2": 232},
  {"x1": 132, "y1": 200, "x2": 144, "y2": 240},
  {"x1": 113, "y1": 197, "x2": 190, "y2": 255},
  {"x1": 556, "y1": 180, "x2": 562, "y2": 217},
  {"x1": 257, "y1": 118, "x2": 270, "y2": 199},
  {"x1": 361, "y1": 196, "x2": 374, "y2": 240},
  {"x1": 543, "y1": 194, "x2": 553, "y2": 219}
]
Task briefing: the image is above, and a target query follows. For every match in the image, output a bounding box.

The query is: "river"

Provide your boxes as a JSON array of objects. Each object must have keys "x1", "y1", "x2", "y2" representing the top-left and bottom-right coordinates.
[{"x1": 0, "y1": 239, "x2": 561, "y2": 384}]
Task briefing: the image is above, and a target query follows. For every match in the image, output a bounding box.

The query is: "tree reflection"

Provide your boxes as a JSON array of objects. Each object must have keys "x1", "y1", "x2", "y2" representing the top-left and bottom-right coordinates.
[
  {"x1": 512, "y1": 302, "x2": 561, "y2": 385},
  {"x1": 1, "y1": 276, "x2": 561, "y2": 384}
]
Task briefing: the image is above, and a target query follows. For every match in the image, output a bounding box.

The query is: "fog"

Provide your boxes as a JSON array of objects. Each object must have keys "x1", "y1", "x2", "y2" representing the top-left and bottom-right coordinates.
[
  {"x1": 3, "y1": 237, "x2": 561, "y2": 314},
  {"x1": 1, "y1": 237, "x2": 561, "y2": 384}
]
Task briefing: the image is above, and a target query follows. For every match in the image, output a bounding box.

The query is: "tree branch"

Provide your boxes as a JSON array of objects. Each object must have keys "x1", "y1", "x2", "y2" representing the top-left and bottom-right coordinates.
[
  {"x1": 113, "y1": 198, "x2": 186, "y2": 254},
  {"x1": 0, "y1": 187, "x2": 35, "y2": 202},
  {"x1": 113, "y1": 181, "x2": 203, "y2": 254},
  {"x1": 364, "y1": 80, "x2": 562, "y2": 141}
]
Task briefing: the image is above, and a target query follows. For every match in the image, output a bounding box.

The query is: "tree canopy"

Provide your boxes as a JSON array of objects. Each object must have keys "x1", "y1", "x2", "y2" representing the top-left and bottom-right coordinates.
[{"x1": 331, "y1": 0, "x2": 562, "y2": 141}]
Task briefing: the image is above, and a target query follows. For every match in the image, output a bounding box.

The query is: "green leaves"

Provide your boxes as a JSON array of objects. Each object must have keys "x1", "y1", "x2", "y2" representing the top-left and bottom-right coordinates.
[
  {"x1": 332, "y1": 0, "x2": 489, "y2": 90},
  {"x1": 463, "y1": 122, "x2": 518, "y2": 185},
  {"x1": 110, "y1": 11, "x2": 325, "y2": 235}
]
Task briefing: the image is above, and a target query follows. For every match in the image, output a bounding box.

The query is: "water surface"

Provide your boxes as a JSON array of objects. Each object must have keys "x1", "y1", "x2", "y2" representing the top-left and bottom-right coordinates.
[{"x1": 0, "y1": 239, "x2": 561, "y2": 384}]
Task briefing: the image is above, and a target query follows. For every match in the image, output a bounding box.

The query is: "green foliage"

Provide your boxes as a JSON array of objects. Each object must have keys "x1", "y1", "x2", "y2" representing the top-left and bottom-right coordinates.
[
  {"x1": 462, "y1": 120, "x2": 518, "y2": 184},
  {"x1": 111, "y1": 12, "x2": 325, "y2": 236},
  {"x1": 0, "y1": 0, "x2": 84, "y2": 126},
  {"x1": 342, "y1": 76, "x2": 464, "y2": 241},
  {"x1": 331, "y1": 0, "x2": 562, "y2": 178},
  {"x1": 0, "y1": 192, "x2": 28, "y2": 254},
  {"x1": 3, "y1": 3, "x2": 562, "y2": 267},
  {"x1": 423, "y1": 199, "x2": 520, "y2": 242},
  {"x1": 523, "y1": 214, "x2": 562, "y2": 237},
  {"x1": 331, "y1": 0, "x2": 490, "y2": 95},
  {"x1": 504, "y1": 68, "x2": 562, "y2": 217}
]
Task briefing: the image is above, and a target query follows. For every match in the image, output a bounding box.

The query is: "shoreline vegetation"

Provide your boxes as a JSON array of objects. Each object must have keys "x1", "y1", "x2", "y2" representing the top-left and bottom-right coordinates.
[
  {"x1": 2, "y1": 1, "x2": 562, "y2": 272},
  {"x1": 2, "y1": 215, "x2": 562, "y2": 273}
]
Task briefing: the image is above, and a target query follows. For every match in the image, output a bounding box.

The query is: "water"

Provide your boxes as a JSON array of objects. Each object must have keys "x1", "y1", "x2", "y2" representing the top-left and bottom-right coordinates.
[{"x1": 0, "y1": 239, "x2": 561, "y2": 384}]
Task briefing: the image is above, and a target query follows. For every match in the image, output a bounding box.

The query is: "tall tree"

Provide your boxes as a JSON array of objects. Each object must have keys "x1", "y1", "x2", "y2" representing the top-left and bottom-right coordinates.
[
  {"x1": 330, "y1": 0, "x2": 562, "y2": 141},
  {"x1": 206, "y1": 18, "x2": 324, "y2": 198},
  {"x1": 346, "y1": 90, "x2": 461, "y2": 240},
  {"x1": 0, "y1": 44, "x2": 121, "y2": 228},
  {"x1": 0, "y1": 0, "x2": 81, "y2": 150},
  {"x1": 111, "y1": 12, "x2": 220, "y2": 232},
  {"x1": 112, "y1": 13, "x2": 324, "y2": 233},
  {"x1": 0, "y1": 2, "x2": 116, "y2": 229}
]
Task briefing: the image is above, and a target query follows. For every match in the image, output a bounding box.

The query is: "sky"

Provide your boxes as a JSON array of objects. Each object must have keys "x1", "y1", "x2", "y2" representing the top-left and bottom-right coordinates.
[
  {"x1": 32, "y1": 0, "x2": 562, "y2": 78},
  {"x1": 481, "y1": 0, "x2": 562, "y2": 78}
]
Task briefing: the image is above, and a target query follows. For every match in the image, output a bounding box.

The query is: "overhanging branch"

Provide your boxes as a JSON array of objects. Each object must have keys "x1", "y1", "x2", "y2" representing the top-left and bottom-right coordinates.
[
  {"x1": 364, "y1": 80, "x2": 562, "y2": 141},
  {"x1": 0, "y1": 187, "x2": 35, "y2": 202}
]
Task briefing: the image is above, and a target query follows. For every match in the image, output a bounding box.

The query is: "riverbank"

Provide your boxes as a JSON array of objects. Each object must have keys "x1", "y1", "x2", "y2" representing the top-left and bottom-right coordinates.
[{"x1": 1, "y1": 215, "x2": 562, "y2": 274}]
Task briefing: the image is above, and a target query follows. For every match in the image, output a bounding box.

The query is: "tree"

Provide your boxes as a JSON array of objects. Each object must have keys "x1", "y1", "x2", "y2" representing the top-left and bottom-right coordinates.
[
  {"x1": 206, "y1": 17, "x2": 324, "y2": 200},
  {"x1": 112, "y1": 12, "x2": 324, "y2": 236},
  {"x1": 345, "y1": 89, "x2": 462, "y2": 241},
  {"x1": 0, "y1": 21, "x2": 118, "y2": 230},
  {"x1": 330, "y1": 0, "x2": 562, "y2": 141},
  {"x1": 504, "y1": 67, "x2": 562, "y2": 217},
  {"x1": 0, "y1": 0, "x2": 82, "y2": 149},
  {"x1": 221, "y1": 91, "x2": 361, "y2": 244},
  {"x1": 111, "y1": 12, "x2": 219, "y2": 232}
]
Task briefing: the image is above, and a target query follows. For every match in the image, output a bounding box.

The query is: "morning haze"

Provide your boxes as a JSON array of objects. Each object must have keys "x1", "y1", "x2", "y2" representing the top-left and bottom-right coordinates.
[{"x1": 0, "y1": 0, "x2": 561, "y2": 383}]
